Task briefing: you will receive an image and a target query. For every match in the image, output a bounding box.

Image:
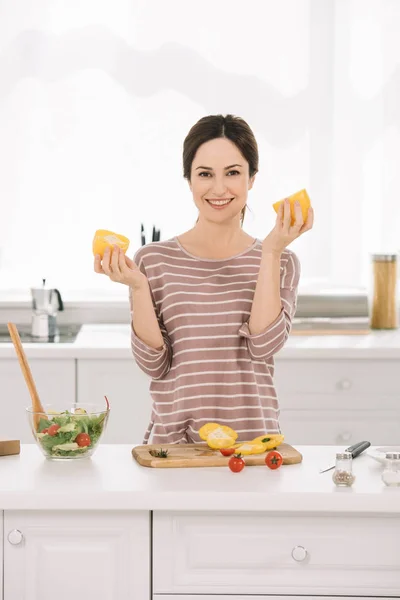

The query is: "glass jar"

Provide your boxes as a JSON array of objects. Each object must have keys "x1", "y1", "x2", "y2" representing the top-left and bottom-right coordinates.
[
  {"x1": 332, "y1": 452, "x2": 355, "y2": 487},
  {"x1": 382, "y1": 452, "x2": 400, "y2": 487},
  {"x1": 369, "y1": 253, "x2": 399, "y2": 330}
]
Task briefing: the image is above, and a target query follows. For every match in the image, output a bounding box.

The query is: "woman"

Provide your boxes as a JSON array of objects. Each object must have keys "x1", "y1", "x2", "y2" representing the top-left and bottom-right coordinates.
[{"x1": 94, "y1": 114, "x2": 313, "y2": 444}]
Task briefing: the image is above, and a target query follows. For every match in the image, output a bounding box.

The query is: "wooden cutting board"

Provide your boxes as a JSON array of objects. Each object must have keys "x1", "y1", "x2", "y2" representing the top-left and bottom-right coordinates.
[
  {"x1": 0, "y1": 439, "x2": 20, "y2": 457},
  {"x1": 132, "y1": 442, "x2": 302, "y2": 468}
]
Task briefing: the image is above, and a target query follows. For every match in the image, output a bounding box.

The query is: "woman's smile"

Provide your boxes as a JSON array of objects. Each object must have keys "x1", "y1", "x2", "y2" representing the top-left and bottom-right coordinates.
[{"x1": 205, "y1": 197, "x2": 234, "y2": 209}]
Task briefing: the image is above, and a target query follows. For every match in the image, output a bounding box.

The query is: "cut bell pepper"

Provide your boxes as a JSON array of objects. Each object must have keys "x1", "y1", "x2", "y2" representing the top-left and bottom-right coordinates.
[
  {"x1": 205, "y1": 425, "x2": 238, "y2": 450},
  {"x1": 233, "y1": 442, "x2": 267, "y2": 455}
]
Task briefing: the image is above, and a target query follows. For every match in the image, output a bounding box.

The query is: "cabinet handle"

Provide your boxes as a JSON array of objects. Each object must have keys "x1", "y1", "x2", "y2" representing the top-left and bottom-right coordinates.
[
  {"x1": 8, "y1": 529, "x2": 24, "y2": 545},
  {"x1": 338, "y1": 378, "x2": 352, "y2": 390},
  {"x1": 291, "y1": 545, "x2": 308, "y2": 562}
]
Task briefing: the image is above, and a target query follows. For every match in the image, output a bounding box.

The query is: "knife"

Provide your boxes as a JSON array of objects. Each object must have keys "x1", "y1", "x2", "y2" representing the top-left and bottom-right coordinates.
[{"x1": 319, "y1": 440, "x2": 371, "y2": 474}]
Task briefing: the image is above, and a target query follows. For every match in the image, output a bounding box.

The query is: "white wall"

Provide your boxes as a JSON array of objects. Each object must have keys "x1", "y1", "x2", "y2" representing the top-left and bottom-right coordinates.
[{"x1": 0, "y1": 0, "x2": 398, "y2": 296}]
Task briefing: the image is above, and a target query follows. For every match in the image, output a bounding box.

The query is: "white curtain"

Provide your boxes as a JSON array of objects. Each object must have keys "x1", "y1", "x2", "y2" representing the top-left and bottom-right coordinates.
[{"x1": 0, "y1": 0, "x2": 398, "y2": 296}]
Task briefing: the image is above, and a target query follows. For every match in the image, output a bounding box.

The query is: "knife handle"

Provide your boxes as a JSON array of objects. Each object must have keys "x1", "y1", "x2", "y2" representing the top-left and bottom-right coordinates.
[{"x1": 345, "y1": 440, "x2": 371, "y2": 458}]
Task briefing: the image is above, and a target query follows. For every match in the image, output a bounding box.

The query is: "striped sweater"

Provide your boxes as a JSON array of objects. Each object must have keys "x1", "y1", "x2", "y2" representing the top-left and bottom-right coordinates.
[{"x1": 129, "y1": 237, "x2": 300, "y2": 445}]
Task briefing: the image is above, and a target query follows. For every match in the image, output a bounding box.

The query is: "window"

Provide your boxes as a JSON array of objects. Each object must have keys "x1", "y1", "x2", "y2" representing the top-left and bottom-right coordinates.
[{"x1": 0, "y1": 0, "x2": 398, "y2": 297}]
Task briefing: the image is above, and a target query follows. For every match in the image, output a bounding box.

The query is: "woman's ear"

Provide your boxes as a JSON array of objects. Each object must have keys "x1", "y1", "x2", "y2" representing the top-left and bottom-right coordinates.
[{"x1": 248, "y1": 174, "x2": 256, "y2": 191}]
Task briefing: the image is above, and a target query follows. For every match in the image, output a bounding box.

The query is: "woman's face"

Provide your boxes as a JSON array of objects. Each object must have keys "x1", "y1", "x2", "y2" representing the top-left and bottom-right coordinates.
[{"x1": 189, "y1": 137, "x2": 255, "y2": 223}]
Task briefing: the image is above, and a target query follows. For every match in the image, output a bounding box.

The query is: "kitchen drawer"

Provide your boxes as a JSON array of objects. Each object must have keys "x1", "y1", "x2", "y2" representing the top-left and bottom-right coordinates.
[
  {"x1": 153, "y1": 512, "x2": 400, "y2": 596},
  {"x1": 278, "y1": 392, "x2": 399, "y2": 412},
  {"x1": 274, "y1": 359, "x2": 399, "y2": 399},
  {"x1": 279, "y1": 409, "x2": 400, "y2": 445}
]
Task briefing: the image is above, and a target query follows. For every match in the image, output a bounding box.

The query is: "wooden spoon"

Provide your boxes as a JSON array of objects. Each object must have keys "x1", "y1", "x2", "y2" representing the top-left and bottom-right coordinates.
[{"x1": 7, "y1": 323, "x2": 45, "y2": 429}]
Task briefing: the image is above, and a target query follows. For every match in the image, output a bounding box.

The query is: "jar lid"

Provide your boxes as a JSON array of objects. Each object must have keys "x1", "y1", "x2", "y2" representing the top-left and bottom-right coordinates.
[
  {"x1": 371, "y1": 253, "x2": 398, "y2": 262},
  {"x1": 336, "y1": 452, "x2": 352, "y2": 459},
  {"x1": 385, "y1": 452, "x2": 400, "y2": 460}
]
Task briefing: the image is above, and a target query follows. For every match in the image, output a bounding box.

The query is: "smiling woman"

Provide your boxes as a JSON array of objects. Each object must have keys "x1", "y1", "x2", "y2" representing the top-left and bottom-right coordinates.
[{"x1": 94, "y1": 113, "x2": 313, "y2": 444}]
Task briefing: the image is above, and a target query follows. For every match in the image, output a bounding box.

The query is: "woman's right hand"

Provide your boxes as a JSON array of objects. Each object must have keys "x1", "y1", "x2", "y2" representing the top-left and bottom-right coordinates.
[{"x1": 94, "y1": 245, "x2": 148, "y2": 291}]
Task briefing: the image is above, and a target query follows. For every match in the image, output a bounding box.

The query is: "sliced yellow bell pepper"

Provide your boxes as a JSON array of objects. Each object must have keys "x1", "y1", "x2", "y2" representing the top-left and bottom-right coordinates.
[
  {"x1": 199, "y1": 422, "x2": 222, "y2": 441},
  {"x1": 272, "y1": 189, "x2": 311, "y2": 227},
  {"x1": 233, "y1": 434, "x2": 285, "y2": 454},
  {"x1": 199, "y1": 423, "x2": 238, "y2": 447},
  {"x1": 234, "y1": 442, "x2": 267, "y2": 455},
  {"x1": 252, "y1": 434, "x2": 284, "y2": 451},
  {"x1": 203, "y1": 424, "x2": 238, "y2": 450}
]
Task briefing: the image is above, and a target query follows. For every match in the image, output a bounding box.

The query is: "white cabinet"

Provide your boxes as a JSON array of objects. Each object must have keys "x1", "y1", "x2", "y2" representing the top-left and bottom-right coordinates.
[
  {"x1": 77, "y1": 360, "x2": 152, "y2": 444},
  {"x1": 0, "y1": 511, "x2": 3, "y2": 596},
  {"x1": 0, "y1": 360, "x2": 75, "y2": 443},
  {"x1": 156, "y1": 597, "x2": 395, "y2": 600},
  {"x1": 279, "y1": 408, "x2": 400, "y2": 445},
  {"x1": 275, "y1": 359, "x2": 400, "y2": 445},
  {"x1": 4, "y1": 510, "x2": 150, "y2": 600},
  {"x1": 153, "y1": 512, "x2": 400, "y2": 596}
]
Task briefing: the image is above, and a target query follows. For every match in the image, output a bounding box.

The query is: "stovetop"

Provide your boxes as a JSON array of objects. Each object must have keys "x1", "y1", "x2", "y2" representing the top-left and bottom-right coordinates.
[{"x1": 0, "y1": 324, "x2": 82, "y2": 343}]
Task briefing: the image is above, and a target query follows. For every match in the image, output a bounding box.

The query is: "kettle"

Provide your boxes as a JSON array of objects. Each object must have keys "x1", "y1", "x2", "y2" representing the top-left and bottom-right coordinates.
[{"x1": 30, "y1": 279, "x2": 64, "y2": 338}]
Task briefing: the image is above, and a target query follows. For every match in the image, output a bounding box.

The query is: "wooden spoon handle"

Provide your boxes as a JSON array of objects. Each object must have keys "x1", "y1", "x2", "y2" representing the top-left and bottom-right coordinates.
[{"x1": 7, "y1": 323, "x2": 44, "y2": 427}]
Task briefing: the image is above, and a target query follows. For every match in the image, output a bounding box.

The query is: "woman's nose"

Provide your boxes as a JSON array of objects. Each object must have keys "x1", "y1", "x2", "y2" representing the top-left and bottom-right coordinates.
[{"x1": 210, "y1": 178, "x2": 228, "y2": 195}]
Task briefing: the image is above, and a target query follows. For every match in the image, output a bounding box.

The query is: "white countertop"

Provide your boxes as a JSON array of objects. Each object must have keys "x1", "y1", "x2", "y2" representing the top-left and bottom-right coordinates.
[
  {"x1": 0, "y1": 444, "x2": 397, "y2": 513},
  {"x1": 1, "y1": 324, "x2": 400, "y2": 359}
]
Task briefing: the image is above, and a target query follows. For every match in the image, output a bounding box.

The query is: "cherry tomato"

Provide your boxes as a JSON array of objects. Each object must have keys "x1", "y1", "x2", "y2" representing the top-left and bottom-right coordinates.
[
  {"x1": 47, "y1": 424, "x2": 61, "y2": 436},
  {"x1": 220, "y1": 447, "x2": 236, "y2": 456},
  {"x1": 228, "y1": 454, "x2": 245, "y2": 473},
  {"x1": 265, "y1": 450, "x2": 283, "y2": 470},
  {"x1": 42, "y1": 428, "x2": 48, "y2": 434},
  {"x1": 75, "y1": 433, "x2": 91, "y2": 447}
]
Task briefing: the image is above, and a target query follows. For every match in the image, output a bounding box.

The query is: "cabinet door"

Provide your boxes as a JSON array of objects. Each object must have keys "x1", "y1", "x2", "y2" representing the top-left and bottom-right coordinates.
[
  {"x1": 0, "y1": 360, "x2": 75, "y2": 443},
  {"x1": 4, "y1": 510, "x2": 150, "y2": 600},
  {"x1": 77, "y1": 360, "x2": 152, "y2": 444},
  {"x1": 279, "y1": 408, "x2": 400, "y2": 445}
]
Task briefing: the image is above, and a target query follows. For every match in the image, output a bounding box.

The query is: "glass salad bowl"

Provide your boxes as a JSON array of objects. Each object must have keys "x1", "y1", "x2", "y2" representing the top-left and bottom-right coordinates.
[{"x1": 26, "y1": 403, "x2": 110, "y2": 460}]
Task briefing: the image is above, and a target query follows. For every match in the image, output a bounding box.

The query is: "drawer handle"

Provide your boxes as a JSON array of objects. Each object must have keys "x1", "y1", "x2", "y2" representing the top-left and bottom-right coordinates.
[
  {"x1": 291, "y1": 545, "x2": 308, "y2": 562},
  {"x1": 8, "y1": 529, "x2": 24, "y2": 545},
  {"x1": 338, "y1": 378, "x2": 352, "y2": 390}
]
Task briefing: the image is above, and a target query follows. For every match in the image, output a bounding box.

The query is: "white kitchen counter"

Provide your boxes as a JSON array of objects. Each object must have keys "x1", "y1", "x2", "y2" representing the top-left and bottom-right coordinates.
[
  {"x1": 0, "y1": 443, "x2": 398, "y2": 513},
  {"x1": 1, "y1": 323, "x2": 400, "y2": 359}
]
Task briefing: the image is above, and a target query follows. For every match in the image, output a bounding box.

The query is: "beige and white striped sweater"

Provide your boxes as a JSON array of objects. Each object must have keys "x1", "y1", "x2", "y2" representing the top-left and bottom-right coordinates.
[{"x1": 129, "y1": 237, "x2": 300, "y2": 445}]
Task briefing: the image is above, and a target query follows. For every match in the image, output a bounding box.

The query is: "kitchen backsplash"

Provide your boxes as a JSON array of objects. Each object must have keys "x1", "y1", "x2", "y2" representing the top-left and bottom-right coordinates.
[{"x1": 0, "y1": 292, "x2": 369, "y2": 326}]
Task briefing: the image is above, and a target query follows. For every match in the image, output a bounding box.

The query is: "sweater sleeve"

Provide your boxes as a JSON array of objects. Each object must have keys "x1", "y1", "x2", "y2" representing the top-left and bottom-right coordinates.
[
  {"x1": 128, "y1": 250, "x2": 173, "y2": 380},
  {"x1": 238, "y1": 250, "x2": 300, "y2": 360}
]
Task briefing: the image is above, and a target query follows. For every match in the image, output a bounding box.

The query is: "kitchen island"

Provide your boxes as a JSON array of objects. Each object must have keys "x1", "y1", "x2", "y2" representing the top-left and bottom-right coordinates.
[{"x1": 0, "y1": 444, "x2": 399, "y2": 599}]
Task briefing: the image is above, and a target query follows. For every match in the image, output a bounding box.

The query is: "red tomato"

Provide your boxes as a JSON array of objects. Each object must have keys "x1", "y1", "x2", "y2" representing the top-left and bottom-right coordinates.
[
  {"x1": 220, "y1": 448, "x2": 236, "y2": 456},
  {"x1": 47, "y1": 424, "x2": 60, "y2": 436},
  {"x1": 265, "y1": 450, "x2": 283, "y2": 470},
  {"x1": 75, "y1": 433, "x2": 91, "y2": 447},
  {"x1": 42, "y1": 428, "x2": 48, "y2": 434},
  {"x1": 228, "y1": 454, "x2": 245, "y2": 473}
]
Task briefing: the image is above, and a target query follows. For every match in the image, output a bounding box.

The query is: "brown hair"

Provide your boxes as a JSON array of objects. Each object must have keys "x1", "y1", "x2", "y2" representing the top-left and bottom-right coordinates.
[{"x1": 183, "y1": 114, "x2": 259, "y2": 226}]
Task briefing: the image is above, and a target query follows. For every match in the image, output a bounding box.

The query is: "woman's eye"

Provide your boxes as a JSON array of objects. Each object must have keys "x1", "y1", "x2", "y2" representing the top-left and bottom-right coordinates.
[{"x1": 198, "y1": 170, "x2": 240, "y2": 177}]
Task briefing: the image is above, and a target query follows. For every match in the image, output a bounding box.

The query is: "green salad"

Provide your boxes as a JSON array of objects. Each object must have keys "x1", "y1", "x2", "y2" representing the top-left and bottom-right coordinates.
[{"x1": 35, "y1": 409, "x2": 107, "y2": 457}]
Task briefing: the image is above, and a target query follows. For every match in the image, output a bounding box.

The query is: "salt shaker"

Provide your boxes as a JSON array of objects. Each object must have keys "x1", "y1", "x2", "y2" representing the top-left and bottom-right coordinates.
[
  {"x1": 382, "y1": 452, "x2": 400, "y2": 487},
  {"x1": 332, "y1": 452, "x2": 355, "y2": 487}
]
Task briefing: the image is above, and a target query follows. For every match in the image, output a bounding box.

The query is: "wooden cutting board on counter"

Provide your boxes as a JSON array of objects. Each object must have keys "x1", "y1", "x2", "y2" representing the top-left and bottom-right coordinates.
[
  {"x1": 132, "y1": 443, "x2": 302, "y2": 468},
  {"x1": 0, "y1": 439, "x2": 20, "y2": 457}
]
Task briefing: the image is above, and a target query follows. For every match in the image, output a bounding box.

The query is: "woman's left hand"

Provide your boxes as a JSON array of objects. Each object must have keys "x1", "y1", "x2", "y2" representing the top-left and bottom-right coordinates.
[{"x1": 262, "y1": 197, "x2": 314, "y2": 255}]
